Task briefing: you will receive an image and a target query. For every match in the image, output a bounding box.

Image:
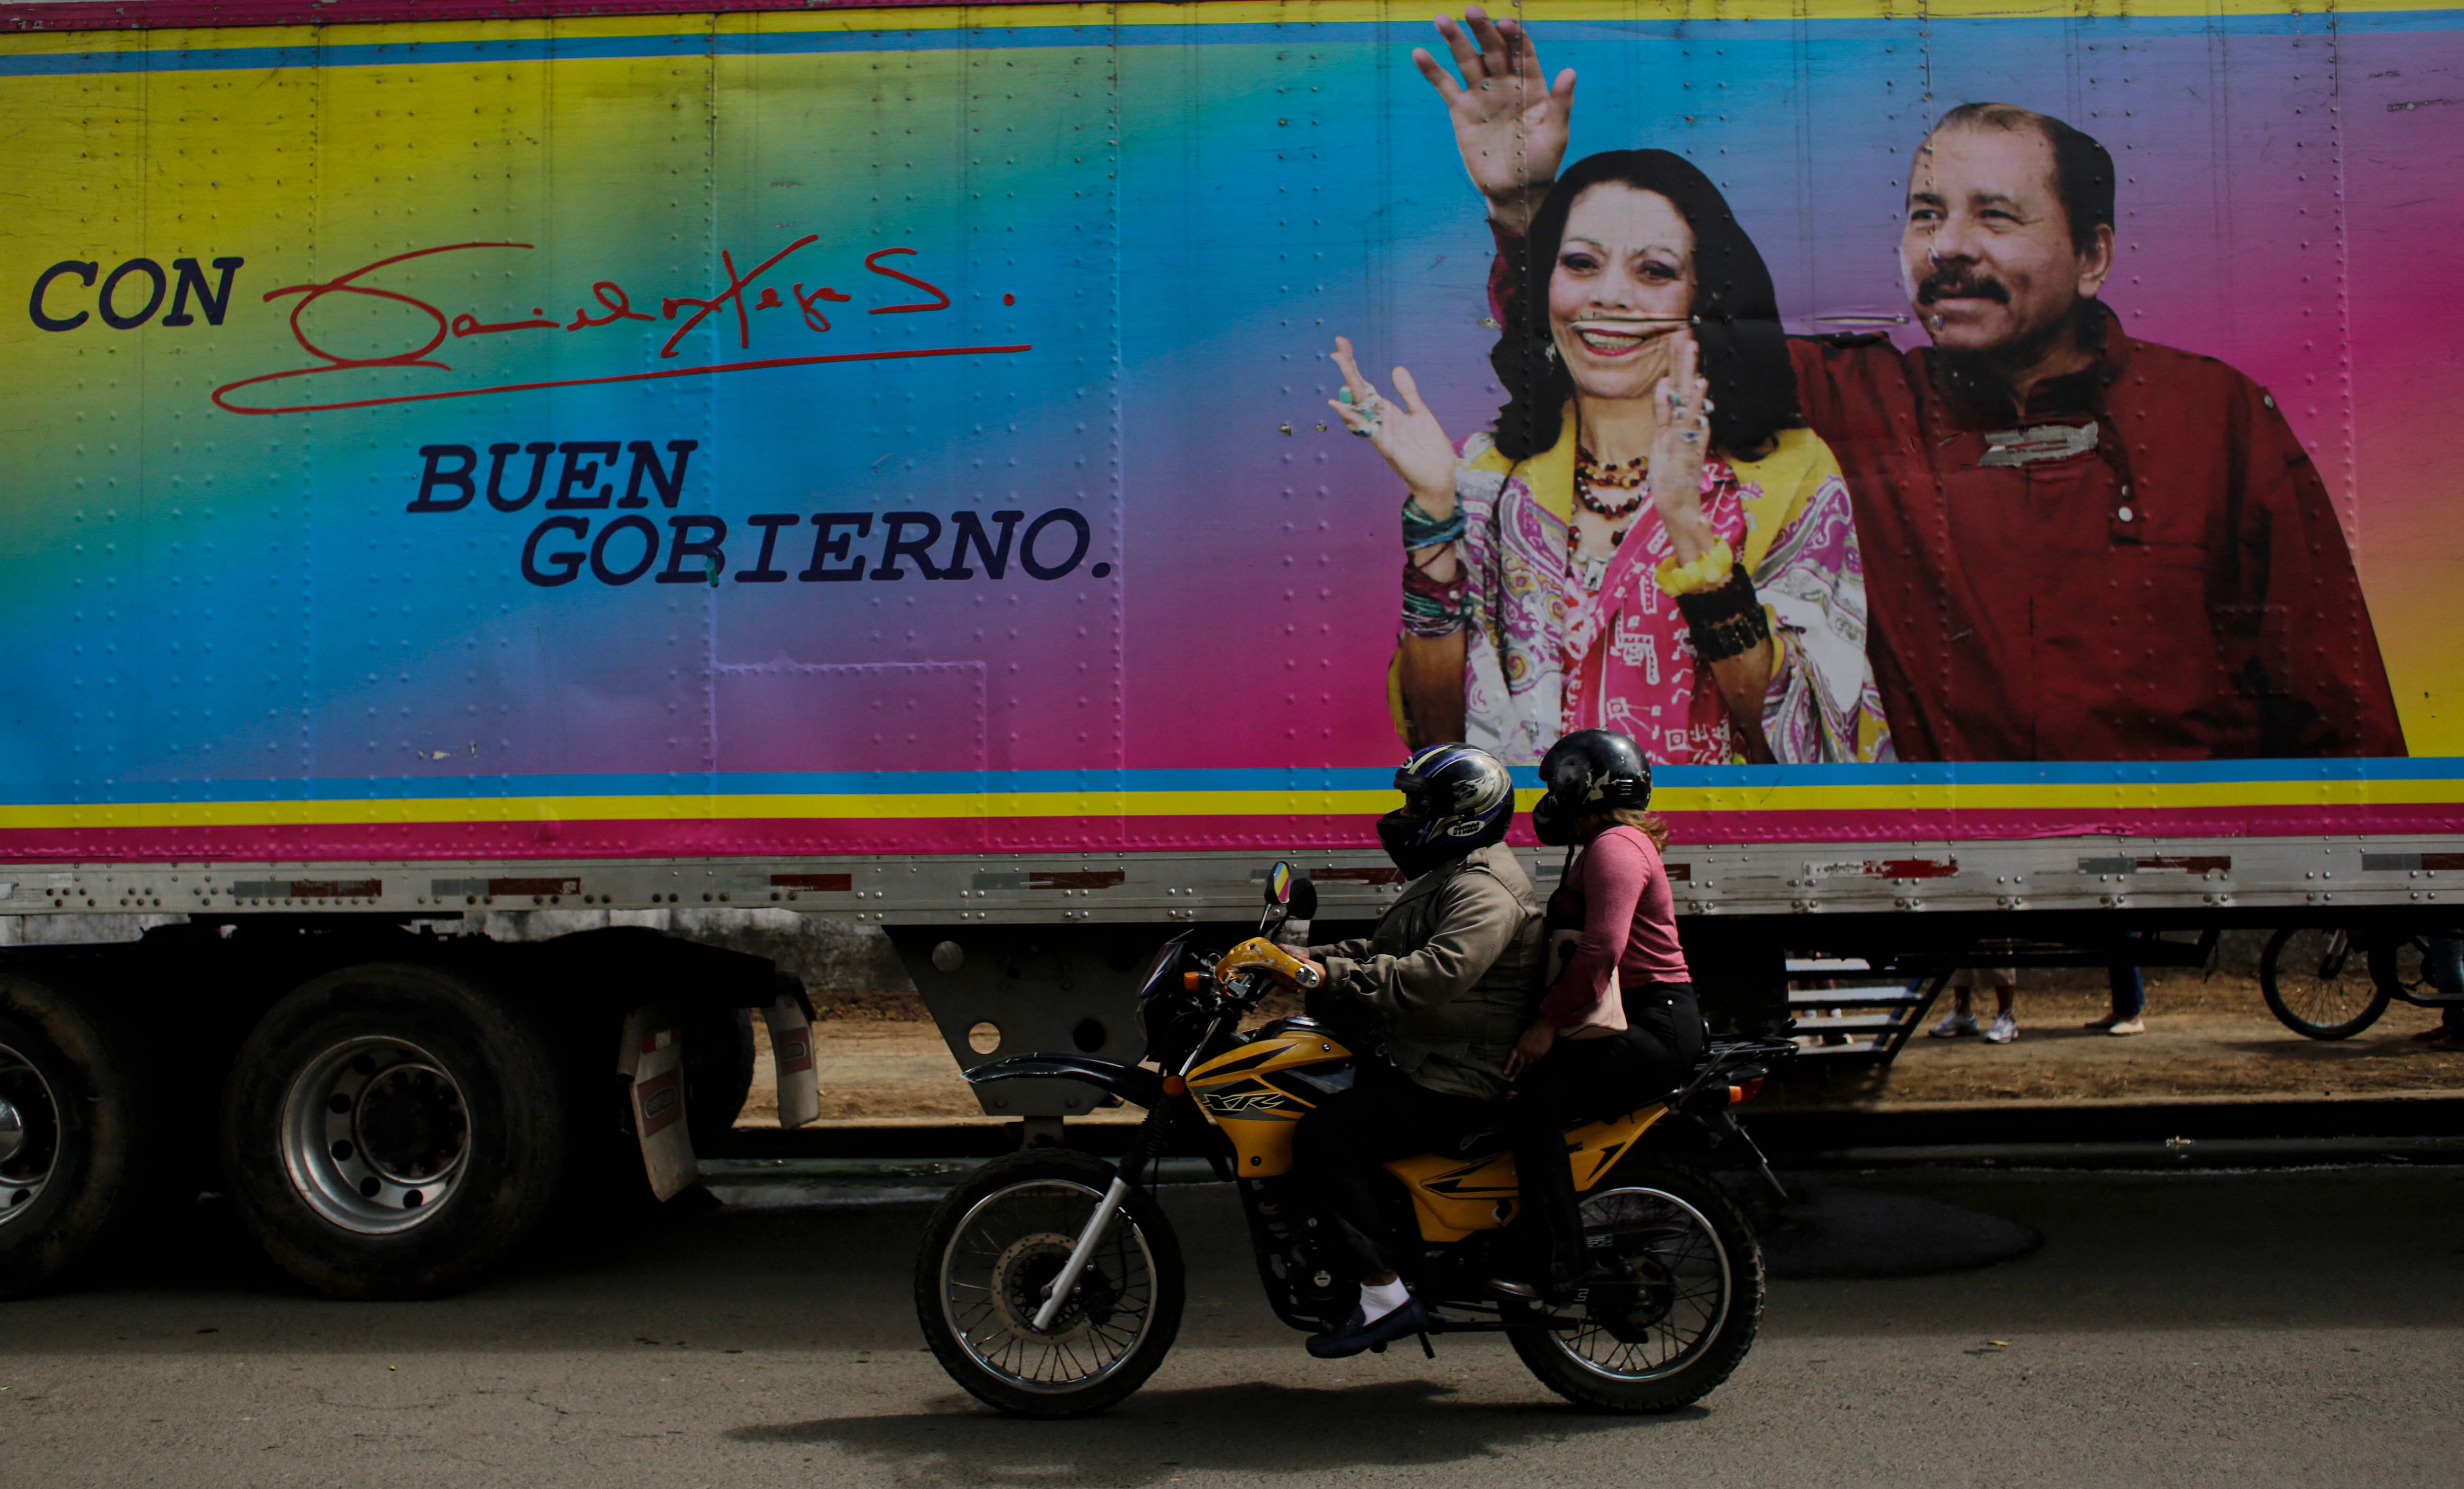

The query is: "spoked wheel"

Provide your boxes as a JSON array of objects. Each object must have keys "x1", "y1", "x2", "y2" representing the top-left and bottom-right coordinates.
[
  {"x1": 1510, "y1": 1161, "x2": 1763, "y2": 1413},
  {"x1": 2367, "y1": 935, "x2": 2442, "y2": 1010},
  {"x1": 2260, "y1": 927, "x2": 2392, "y2": 1040},
  {"x1": 914, "y1": 1147, "x2": 1183, "y2": 1418}
]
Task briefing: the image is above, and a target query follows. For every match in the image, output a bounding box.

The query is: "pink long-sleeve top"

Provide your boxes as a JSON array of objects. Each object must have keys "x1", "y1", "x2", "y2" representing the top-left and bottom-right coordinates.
[{"x1": 1540, "y1": 825, "x2": 1692, "y2": 1029}]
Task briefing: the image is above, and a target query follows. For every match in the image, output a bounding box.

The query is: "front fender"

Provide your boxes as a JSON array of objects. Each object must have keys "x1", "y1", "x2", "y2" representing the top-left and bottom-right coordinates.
[{"x1": 963, "y1": 1053, "x2": 1164, "y2": 1110}]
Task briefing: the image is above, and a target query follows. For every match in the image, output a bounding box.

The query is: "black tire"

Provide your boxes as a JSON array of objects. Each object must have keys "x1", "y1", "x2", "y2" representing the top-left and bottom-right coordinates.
[
  {"x1": 219, "y1": 964, "x2": 566, "y2": 1300},
  {"x1": 2260, "y1": 927, "x2": 2391, "y2": 1040},
  {"x1": 2367, "y1": 935, "x2": 2439, "y2": 1009},
  {"x1": 1508, "y1": 1159, "x2": 1764, "y2": 1413},
  {"x1": 0, "y1": 975, "x2": 157, "y2": 1297},
  {"x1": 914, "y1": 1147, "x2": 1184, "y2": 1418},
  {"x1": 682, "y1": 1003, "x2": 758, "y2": 1151}
]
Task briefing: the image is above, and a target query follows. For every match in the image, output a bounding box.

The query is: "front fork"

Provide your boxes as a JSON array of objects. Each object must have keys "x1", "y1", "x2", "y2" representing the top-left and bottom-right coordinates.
[{"x1": 1031, "y1": 1094, "x2": 1175, "y2": 1331}]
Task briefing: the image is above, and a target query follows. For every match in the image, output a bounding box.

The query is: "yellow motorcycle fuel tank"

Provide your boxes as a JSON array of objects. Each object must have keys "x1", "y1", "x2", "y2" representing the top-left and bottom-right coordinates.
[{"x1": 1187, "y1": 1019, "x2": 1355, "y2": 1177}]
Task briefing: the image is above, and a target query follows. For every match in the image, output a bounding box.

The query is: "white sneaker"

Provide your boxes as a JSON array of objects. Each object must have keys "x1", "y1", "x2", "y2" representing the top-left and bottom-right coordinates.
[
  {"x1": 1984, "y1": 1011, "x2": 2019, "y2": 1044},
  {"x1": 2106, "y1": 1018, "x2": 2145, "y2": 1037},
  {"x1": 1927, "y1": 1010, "x2": 1980, "y2": 1038}
]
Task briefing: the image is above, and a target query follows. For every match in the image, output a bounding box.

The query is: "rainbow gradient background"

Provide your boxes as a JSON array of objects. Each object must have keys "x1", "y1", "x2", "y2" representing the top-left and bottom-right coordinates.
[{"x1": 1, "y1": 0, "x2": 2459, "y2": 860}]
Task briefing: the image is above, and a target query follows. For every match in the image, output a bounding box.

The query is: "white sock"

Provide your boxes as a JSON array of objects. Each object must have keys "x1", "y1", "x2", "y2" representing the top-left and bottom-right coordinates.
[{"x1": 1358, "y1": 1279, "x2": 1411, "y2": 1324}]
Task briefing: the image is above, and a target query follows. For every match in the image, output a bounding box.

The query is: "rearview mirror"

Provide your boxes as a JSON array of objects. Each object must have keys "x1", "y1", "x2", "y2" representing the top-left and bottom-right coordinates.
[
  {"x1": 1287, "y1": 877, "x2": 1318, "y2": 922},
  {"x1": 1264, "y1": 861, "x2": 1294, "y2": 908}
]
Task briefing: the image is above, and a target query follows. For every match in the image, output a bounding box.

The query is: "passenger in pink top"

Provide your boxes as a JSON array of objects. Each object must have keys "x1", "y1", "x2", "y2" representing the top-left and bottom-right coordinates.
[{"x1": 1496, "y1": 729, "x2": 1707, "y2": 1301}]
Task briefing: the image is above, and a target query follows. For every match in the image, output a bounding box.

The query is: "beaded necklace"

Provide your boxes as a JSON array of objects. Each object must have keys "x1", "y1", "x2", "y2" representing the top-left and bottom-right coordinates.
[{"x1": 1573, "y1": 446, "x2": 1648, "y2": 520}]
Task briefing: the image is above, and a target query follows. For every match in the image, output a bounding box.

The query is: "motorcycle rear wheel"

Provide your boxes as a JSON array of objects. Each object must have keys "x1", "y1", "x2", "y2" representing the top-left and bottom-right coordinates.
[
  {"x1": 914, "y1": 1147, "x2": 1185, "y2": 1418},
  {"x1": 1507, "y1": 1159, "x2": 1763, "y2": 1413}
]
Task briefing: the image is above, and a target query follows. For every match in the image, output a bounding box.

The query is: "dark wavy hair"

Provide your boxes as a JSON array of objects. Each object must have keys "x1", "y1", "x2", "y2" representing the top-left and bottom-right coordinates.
[{"x1": 1490, "y1": 149, "x2": 1802, "y2": 462}]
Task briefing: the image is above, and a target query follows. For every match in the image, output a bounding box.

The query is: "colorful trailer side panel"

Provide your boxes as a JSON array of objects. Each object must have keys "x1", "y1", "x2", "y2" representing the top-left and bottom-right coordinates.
[{"x1": 2, "y1": 0, "x2": 2459, "y2": 864}]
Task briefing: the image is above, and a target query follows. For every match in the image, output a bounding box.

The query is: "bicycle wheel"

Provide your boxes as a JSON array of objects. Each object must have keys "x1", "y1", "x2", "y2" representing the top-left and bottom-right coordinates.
[
  {"x1": 2259, "y1": 927, "x2": 2391, "y2": 1040},
  {"x1": 2367, "y1": 935, "x2": 2442, "y2": 1008},
  {"x1": 913, "y1": 1147, "x2": 1183, "y2": 1418}
]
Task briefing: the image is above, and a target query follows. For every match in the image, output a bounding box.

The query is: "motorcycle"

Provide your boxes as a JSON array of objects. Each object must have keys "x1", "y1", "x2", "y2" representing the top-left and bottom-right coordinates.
[{"x1": 912, "y1": 862, "x2": 1794, "y2": 1418}]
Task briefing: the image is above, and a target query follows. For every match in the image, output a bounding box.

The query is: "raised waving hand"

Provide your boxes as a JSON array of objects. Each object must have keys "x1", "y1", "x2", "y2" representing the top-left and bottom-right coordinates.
[{"x1": 1414, "y1": 8, "x2": 1576, "y2": 233}]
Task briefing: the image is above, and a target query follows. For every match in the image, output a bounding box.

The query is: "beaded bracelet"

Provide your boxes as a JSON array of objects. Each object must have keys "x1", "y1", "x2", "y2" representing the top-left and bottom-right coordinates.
[
  {"x1": 1401, "y1": 559, "x2": 1469, "y2": 638},
  {"x1": 1653, "y1": 537, "x2": 1738, "y2": 596},
  {"x1": 1400, "y1": 496, "x2": 1467, "y2": 551},
  {"x1": 1673, "y1": 564, "x2": 1772, "y2": 663}
]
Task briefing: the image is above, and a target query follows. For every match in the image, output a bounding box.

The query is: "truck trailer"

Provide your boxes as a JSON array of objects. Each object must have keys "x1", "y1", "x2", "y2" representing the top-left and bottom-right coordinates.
[{"x1": 1, "y1": 0, "x2": 2457, "y2": 1299}]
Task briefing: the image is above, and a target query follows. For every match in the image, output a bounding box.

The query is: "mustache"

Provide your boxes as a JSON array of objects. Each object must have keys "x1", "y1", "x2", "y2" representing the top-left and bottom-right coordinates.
[{"x1": 1916, "y1": 269, "x2": 2011, "y2": 305}]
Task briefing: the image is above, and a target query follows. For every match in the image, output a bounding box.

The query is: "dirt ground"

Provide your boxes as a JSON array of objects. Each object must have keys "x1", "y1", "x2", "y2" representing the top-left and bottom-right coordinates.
[
  {"x1": 737, "y1": 969, "x2": 2462, "y2": 1126},
  {"x1": 1781, "y1": 969, "x2": 2461, "y2": 1106}
]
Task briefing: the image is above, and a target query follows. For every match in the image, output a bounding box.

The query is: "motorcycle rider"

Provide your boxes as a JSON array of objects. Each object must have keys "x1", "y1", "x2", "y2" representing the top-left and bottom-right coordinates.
[
  {"x1": 1496, "y1": 729, "x2": 1705, "y2": 1301},
  {"x1": 1281, "y1": 742, "x2": 1543, "y2": 1358}
]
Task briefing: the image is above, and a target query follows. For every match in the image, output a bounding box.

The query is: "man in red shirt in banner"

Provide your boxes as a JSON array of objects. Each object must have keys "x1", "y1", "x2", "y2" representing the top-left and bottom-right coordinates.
[{"x1": 1416, "y1": 12, "x2": 2404, "y2": 761}]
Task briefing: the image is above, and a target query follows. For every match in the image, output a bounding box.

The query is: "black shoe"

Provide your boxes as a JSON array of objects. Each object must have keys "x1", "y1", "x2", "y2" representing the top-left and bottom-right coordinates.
[
  {"x1": 1487, "y1": 1277, "x2": 1542, "y2": 1302},
  {"x1": 1306, "y1": 1296, "x2": 1429, "y2": 1359}
]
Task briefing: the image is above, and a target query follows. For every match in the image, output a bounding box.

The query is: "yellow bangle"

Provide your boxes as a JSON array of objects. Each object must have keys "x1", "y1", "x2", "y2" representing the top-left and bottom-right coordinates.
[{"x1": 1654, "y1": 538, "x2": 1737, "y2": 596}]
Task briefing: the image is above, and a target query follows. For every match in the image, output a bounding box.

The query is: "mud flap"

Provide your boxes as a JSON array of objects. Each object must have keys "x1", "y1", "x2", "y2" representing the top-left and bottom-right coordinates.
[
  {"x1": 618, "y1": 1012, "x2": 699, "y2": 1201},
  {"x1": 762, "y1": 994, "x2": 820, "y2": 1129}
]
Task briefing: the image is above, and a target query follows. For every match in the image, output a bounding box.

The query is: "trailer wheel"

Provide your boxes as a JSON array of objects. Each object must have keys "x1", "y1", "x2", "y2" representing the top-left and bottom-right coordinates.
[
  {"x1": 221, "y1": 965, "x2": 565, "y2": 1299},
  {"x1": 0, "y1": 975, "x2": 156, "y2": 1297},
  {"x1": 682, "y1": 1004, "x2": 758, "y2": 1150}
]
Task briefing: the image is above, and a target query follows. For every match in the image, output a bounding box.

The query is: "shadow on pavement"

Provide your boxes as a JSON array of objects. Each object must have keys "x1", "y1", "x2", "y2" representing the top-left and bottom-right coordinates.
[
  {"x1": 1760, "y1": 1180, "x2": 2043, "y2": 1278},
  {"x1": 730, "y1": 1378, "x2": 1688, "y2": 1483}
]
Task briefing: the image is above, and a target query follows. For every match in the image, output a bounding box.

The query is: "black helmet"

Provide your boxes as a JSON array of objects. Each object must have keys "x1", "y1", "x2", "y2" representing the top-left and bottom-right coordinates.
[
  {"x1": 1375, "y1": 743, "x2": 1516, "y2": 878},
  {"x1": 1533, "y1": 729, "x2": 1652, "y2": 846}
]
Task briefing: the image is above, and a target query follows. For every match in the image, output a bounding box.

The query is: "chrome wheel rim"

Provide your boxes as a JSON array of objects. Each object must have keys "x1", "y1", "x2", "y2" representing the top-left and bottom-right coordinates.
[
  {"x1": 940, "y1": 1178, "x2": 1158, "y2": 1394},
  {"x1": 1547, "y1": 1185, "x2": 1733, "y2": 1383},
  {"x1": 279, "y1": 1036, "x2": 471, "y2": 1235},
  {"x1": 0, "y1": 1041, "x2": 61, "y2": 1228}
]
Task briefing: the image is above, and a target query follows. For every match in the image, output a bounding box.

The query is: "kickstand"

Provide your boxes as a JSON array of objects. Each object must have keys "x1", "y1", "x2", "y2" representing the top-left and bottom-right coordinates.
[
  {"x1": 1417, "y1": 1330, "x2": 1436, "y2": 1360},
  {"x1": 1726, "y1": 1113, "x2": 1792, "y2": 1205}
]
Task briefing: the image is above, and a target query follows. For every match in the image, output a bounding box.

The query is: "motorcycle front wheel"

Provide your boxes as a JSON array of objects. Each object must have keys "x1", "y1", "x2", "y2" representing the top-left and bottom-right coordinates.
[
  {"x1": 913, "y1": 1147, "x2": 1185, "y2": 1418},
  {"x1": 1508, "y1": 1159, "x2": 1764, "y2": 1413}
]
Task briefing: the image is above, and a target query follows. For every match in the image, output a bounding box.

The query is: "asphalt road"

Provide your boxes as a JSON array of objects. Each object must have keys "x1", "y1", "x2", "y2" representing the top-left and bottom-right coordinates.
[{"x1": 5, "y1": 1164, "x2": 2460, "y2": 1489}]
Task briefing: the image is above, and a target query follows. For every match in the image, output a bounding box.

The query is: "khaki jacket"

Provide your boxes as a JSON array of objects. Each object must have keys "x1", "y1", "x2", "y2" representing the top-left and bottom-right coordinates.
[{"x1": 1306, "y1": 842, "x2": 1544, "y2": 1101}]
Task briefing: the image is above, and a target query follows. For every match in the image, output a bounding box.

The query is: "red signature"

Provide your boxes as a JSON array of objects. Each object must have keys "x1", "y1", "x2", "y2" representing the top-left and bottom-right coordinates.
[{"x1": 211, "y1": 238, "x2": 1024, "y2": 416}]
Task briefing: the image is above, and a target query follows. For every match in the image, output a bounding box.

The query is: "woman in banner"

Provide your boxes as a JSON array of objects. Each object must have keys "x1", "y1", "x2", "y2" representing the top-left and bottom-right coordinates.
[{"x1": 1329, "y1": 149, "x2": 1890, "y2": 766}]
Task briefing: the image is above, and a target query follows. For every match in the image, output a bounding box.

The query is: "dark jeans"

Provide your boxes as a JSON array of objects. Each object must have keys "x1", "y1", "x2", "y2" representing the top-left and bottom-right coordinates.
[
  {"x1": 1506, "y1": 982, "x2": 1705, "y2": 1285},
  {"x1": 2109, "y1": 964, "x2": 2146, "y2": 1019},
  {"x1": 2429, "y1": 937, "x2": 2464, "y2": 1036},
  {"x1": 2109, "y1": 932, "x2": 2146, "y2": 1019},
  {"x1": 1290, "y1": 1059, "x2": 1496, "y2": 1282}
]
